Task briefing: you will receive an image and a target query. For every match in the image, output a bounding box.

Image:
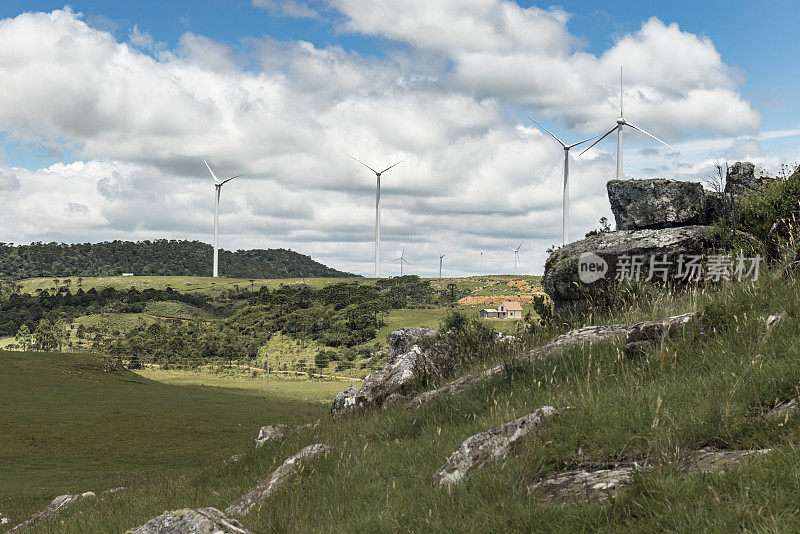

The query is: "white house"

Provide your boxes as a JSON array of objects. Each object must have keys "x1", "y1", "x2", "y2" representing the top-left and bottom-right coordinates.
[{"x1": 497, "y1": 301, "x2": 523, "y2": 319}]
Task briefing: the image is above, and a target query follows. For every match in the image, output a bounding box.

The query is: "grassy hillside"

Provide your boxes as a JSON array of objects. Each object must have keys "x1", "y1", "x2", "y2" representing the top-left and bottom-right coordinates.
[
  {"x1": 0, "y1": 240, "x2": 354, "y2": 280},
  {"x1": 10, "y1": 259, "x2": 800, "y2": 532},
  {"x1": 0, "y1": 351, "x2": 325, "y2": 527}
]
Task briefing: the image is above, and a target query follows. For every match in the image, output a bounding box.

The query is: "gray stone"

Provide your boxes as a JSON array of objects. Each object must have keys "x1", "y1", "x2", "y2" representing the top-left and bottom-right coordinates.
[
  {"x1": 766, "y1": 398, "x2": 799, "y2": 420},
  {"x1": 254, "y1": 424, "x2": 287, "y2": 448},
  {"x1": 410, "y1": 325, "x2": 627, "y2": 408},
  {"x1": 432, "y1": 407, "x2": 559, "y2": 486},
  {"x1": 530, "y1": 448, "x2": 770, "y2": 503},
  {"x1": 766, "y1": 311, "x2": 789, "y2": 330},
  {"x1": 226, "y1": 444, "x2": 330, "y2": 516},
  {"x1": 725, "y1": 161, "x2": 776, "y2": 197},
  {"x1": 607, "y1": 179, "x2": 706, "y2": 230},
  {"x1": 624, "y1": 312, "x2": 698, "y2": 356},
  {"x1": 703, "y1": 190, "x2": 725, "y2": 225},
  {"x1": 1, "y1": 512, "x2": 10, "y2": 525},
  {"x1": 542, "y1": 226, "x2": 716, "y2": 314},
  {"x1": 387, "y1": 327, "x2": 437, "y2": 364},
  {"x1": 331, "y1": 347, "x2": 421, "y2": 416},
  {"x1": 128, "y1": 507, "x2": 252, "y2": 534},
  {"x1": 9, "y1": 492, "x2": 96, "y2": 532}
]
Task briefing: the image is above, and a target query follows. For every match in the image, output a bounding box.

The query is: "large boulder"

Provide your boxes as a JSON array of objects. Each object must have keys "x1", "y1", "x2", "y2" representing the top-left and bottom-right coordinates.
[
  {"x1": 128, "y1": 507, "x2": 251, "y2": 534},
  {"x1": 432, "y1": 407, "x2": 559, "y2": 486},
  {"x1": 253, "y1": 424, "x2": 287, "y2": 448},
  {"x1": 607, "y1": 179, "x2": 706, "y2": 230},
  {"x1": 725, "y1": 161, "x2": 776, "y2": 197},
  {"x1": 226, "y1": 444, "x2": 330, "y2": 516},
  {"x1": 387, "y1": 327, "x2": 437, "y2": 364},
  {"x1": 542, "y1": 226, "x2": 716, "y2": 314}
]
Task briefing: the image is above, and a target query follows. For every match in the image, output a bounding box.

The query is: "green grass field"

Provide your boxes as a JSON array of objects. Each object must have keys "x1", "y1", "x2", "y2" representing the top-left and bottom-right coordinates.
[{"x1": 0, "y1": 350, "x2": 325, "y2": 528}]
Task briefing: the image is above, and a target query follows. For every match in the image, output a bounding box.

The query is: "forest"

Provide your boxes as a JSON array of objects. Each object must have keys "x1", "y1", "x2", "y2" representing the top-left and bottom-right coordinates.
[{"x1": 0, "y1": 240, "x2": 353, "y2": 279}]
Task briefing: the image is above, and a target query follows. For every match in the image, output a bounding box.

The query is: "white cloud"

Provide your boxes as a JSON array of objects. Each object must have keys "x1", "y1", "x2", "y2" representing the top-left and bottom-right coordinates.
[
  {"x1": 252, "y1": 0, "x2": 321, "y2": 20},
  {"x1": 0, "y1": 5, "x2": 775, "y2": 276}
]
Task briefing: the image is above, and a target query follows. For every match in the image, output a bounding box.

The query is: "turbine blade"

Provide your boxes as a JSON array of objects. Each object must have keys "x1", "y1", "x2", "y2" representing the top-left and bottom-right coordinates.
[
  {"x1": 567, "y1": 132, "x2": 603, "y2": 149},
  {"x1": 345, "y1": 154, "x2": 378, "y2": 174},
  {"x1": 529, "y1": 117, "x2": 566, "y2": 147},
  {"x1": 518, "y1": 241, "x2": 524, "y2": 249},
  {"x1": 220, "y1": 173, "x2": 245, "y2": 186},
  {"x1": 624, "y1": 122, "x2": 674, "y2": 150},
  {"x1": 578, "y1": 125, "x2": 618, "y2": 156},
  {"x1": 204, "y1": 160, "x2": 220, "y2": 184},
  {"x1": 379, "y1": 154, "x2": 414, "y2": 174}
]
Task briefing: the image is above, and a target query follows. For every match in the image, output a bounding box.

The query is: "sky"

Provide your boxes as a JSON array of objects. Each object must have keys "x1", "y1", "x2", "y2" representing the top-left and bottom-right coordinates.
[{"x1": 0, "y1": 1, "x2": 798, "y2": 277}]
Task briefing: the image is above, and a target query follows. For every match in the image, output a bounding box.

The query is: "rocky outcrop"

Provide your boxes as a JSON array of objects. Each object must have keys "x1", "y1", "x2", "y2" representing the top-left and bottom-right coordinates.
[
  {"x1": 387, "y1": 327, "x2": 437, "y2": 364},
  {"x1": 433, "y1": 407, "x2": 559, "y2": 486},
  {"x1": 332, "y1": 329, "x2": 440, "y2": 416},
  {"x1": 254, "y1": 424, "x2": 287, "y2": 447},
  {"x1": 226, "y1": 444, "x2": 329, "y2": 516},
  {"x1": 9, "y1": 492, "x2": 96, "y2": 532},
  {"x1": 703, "y1": 191, "x2": 725, "y2": 225},
  {"x1": 128, "y1": 507, "x2": 252, "y2": 534},
  {"x1": 607, "y1": 179, "x2": 706, "y2": 230},
  {"x1": 1, "y1": 512, "x2": 10, "y2": 525},
  {"x1": 543, "y1": 226, "x2": 716, "y2": 313},
  {"x1": 530, "y1": 448, "x2": 770, "y2": 503},
  {"x1": 766, "y1": 397, "x2": 799, "y2": 420},
  {"x1": 725, "y1": 162, "x2": 775, "y2": 197},
  {"x1": 624, "y1": 312, "x2": 698, "y2": 356},
  {"x1": 411, "y1": 325, "x2": 627, "y2": 407}
]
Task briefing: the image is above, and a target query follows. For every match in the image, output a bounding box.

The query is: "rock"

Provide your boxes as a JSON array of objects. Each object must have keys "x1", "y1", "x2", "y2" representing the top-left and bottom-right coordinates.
[
  {"x1": 331, "y1": 347, "x2": 421, "y2": 416},
  {"x1": 228, "y1": 454, "x2": 245, "y2": 463},
  {"x1": 766, "y1": 311, "x2": 789, "y2": 330},
  {"x1": 607, "y1": 179, "x2": 706, "y2": 230},
  {"x1": 387, "y1": 327, "x2": 437, "y2": 364},
  {"x1": 530, "y1": 448, "x2": 769, "y2": 503},
  {"x1": 1, "y1": 512, "x2": 10, "y2": 525},
  {"x1": 529, "y1": 464, "x2": 634, "y2": 502},
  {"x1": 725, "y1": 161, "x2": 776, "y2": 197},
  {"x1": 226, "y1": 444, "x2": 329, "y2": 516},
  {"x1": 766, "y1": 397, "x2": 799, "y2": 420},
  {"x1": 9, "y1": 492, "x2": 96, "y2": 532},
  {"x1": 410, "y1": 325, "x2": 627, "y2": 408},
  {"x1": 543, "y1": 226, "x2": 716, "y2": 314},
  {"x1": 624, "y1": 312, "x2": 698, "y2": 356},
  {"x1": 128, "y1": 507, "x2": 252, "y2": 534},
  {"x1": 254, "y1": 424, "x2": 287, "y2": 447},
  {"x1": 432, "y1": 407, "x2": 559, "y2": 486},
  {"x1": 102, "y1": 487, "x2": 127, "y2": 494}
]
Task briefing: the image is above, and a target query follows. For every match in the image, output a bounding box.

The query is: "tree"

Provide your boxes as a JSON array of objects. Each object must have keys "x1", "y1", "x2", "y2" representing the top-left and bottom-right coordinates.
[
  {"x1": 54, "y1": 318, "x2": 70, "y2": 352},
  {"x1": 15, "y1": 324, "x2": 32, "y2": 351},
  {"x1": 34, "y1": 319, "x2": 58, "y2": 351}
]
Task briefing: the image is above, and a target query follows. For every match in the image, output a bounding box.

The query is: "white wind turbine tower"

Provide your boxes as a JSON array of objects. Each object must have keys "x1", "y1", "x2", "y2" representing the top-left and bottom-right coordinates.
[
  {"x1": 346, "y1": 154, "x2": 414, "y2": 278},
  {"x1": 204, "y1": 160, "x2": 244, "y2": 278},
  {"x1": 580, "y1": 66, "x2": 674, "y2": 179},
  {"x1": 480, "y1": 251, "x2": 485, "y2": 276},
  {"x1": 530, "y1": 117, "x2": 599, "y2": 245},
  {"x1": 438, "y1": 252, "x2": 446, "y2": 279},
  {"x1": 510, "y1": 241, "x2": 523, "y2": 274},
  {"x1": 395, "y1": 247, "x2": 410, "y2": 276}
]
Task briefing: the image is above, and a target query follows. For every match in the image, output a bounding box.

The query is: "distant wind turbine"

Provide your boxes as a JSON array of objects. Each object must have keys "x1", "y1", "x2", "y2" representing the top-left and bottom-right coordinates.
[
  {"x1": 580, "y1": 66, "x2": 674, "y2": 179},
  {"x1": 204, "y1": 160, "x2": 244, "y2": 278},
  {"x1": 346, "y1": 153, "x2": 414, "y2": 278},
  {"x1": 530, "y1": 117, "x2": 599, "y2": 245},
  {"x1": 510, "y1": 241, "x2": 523, "y2": 275},
  {"x1": 480, "y1": 251, "x2": 485, "y2": 276},
  {"x1": 395, "y1": 247, "x2": 410, "y2": 276},
  {"x1": 438, "y1": 252, "x2": 446, "y2": 279}
]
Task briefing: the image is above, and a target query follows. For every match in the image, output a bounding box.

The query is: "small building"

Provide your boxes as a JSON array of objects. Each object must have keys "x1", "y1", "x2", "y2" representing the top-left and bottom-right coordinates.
[
  {"x1": 122, "y1": 273, "x2": 134, "y2": 277},
  {"x1": 479, "y1": 308, "x2": 499, "y2": 319},
  {"x1": 497, "y1": 301, "x2": 523, "y2": 319}
]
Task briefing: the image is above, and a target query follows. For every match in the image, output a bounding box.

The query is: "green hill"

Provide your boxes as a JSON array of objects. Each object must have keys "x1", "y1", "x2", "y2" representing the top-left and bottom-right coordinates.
[{"x1": 0, "y1": 240, "x2": 354, "y2": 280}]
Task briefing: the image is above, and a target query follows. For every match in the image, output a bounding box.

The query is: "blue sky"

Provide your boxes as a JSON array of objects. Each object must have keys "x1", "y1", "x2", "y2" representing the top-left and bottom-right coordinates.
[{"x1": 0, "y1": 1, "x2": 798, "y2": 276}]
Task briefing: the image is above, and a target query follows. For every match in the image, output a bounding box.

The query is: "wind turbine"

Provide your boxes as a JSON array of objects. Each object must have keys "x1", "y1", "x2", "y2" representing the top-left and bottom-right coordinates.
[
  {"x1": 480, "y1": 251, "x2": 485, "y2": 276},
  {"x1": 510, "y1": 241, "x2": 523, "y2": 275},
  {"x1": 580, "y1": 66, "x2": 674, "y2": 179},
  {"x1": 395, "y1": 247, "x2": 410, "y2": 276},
  {"x1": 438, "y1": 252, "x2": 446, "y2": 279},
  {"x1": 530, "y1": 117, "x2": 599, "y2": 245},
  {"x1": 204, "y1": 160, "x2": 244, "y2": 278},
  {"x1": 346, "y1": 154, "x2": 414, "y2": 278}
]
